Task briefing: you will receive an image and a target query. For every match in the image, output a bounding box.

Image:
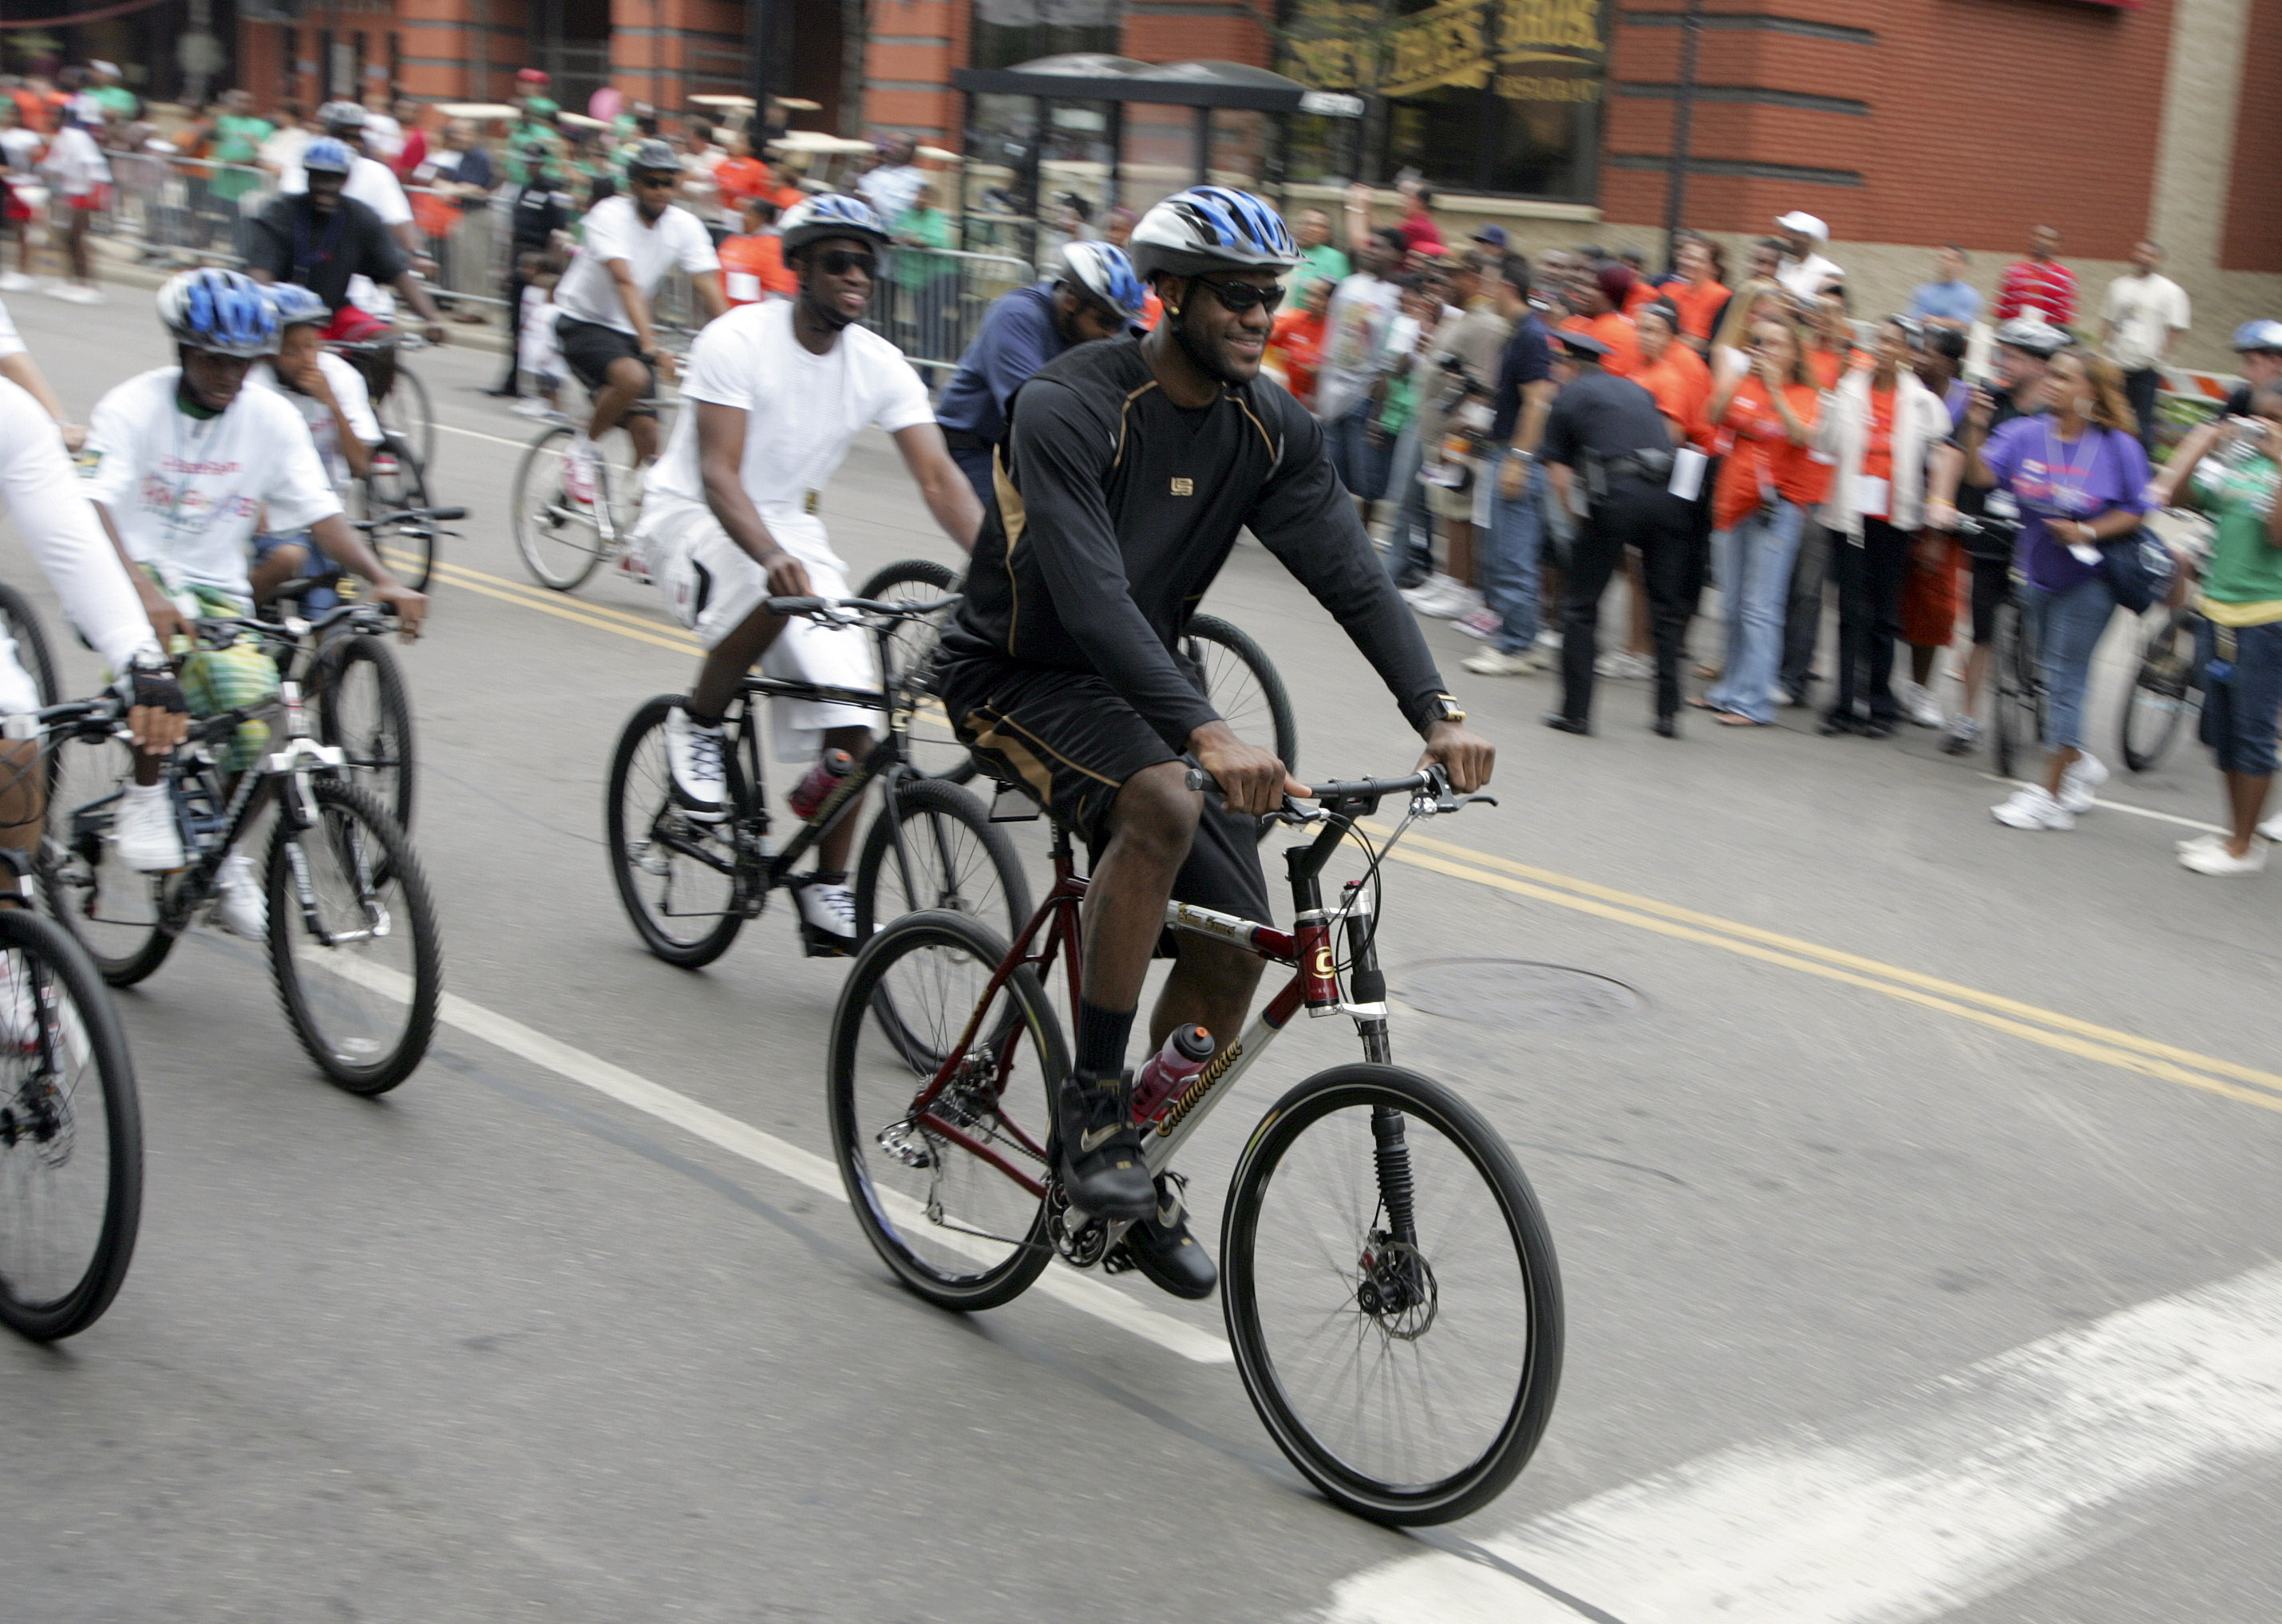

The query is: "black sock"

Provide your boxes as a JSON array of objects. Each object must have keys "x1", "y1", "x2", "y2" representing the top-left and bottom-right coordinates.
[{"x1": 1075, "y1": 1000, "x2": 1135, "y2": 1081}]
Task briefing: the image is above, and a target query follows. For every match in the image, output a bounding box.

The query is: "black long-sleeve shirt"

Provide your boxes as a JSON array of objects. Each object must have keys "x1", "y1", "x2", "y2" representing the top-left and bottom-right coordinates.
[{"x1": 943, "y1": 336, "x2": 1449, "y2": 749}]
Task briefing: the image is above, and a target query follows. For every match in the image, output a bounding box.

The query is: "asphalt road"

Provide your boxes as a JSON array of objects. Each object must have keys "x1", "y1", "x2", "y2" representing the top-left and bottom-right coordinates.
[{"x1": 3, "y1": 288, "x2": 2280, "y2": 1624}]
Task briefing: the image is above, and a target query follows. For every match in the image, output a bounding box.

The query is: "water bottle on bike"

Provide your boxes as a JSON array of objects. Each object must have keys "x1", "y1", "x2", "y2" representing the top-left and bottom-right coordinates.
[
  {"x1": 1129, "y1": 1023, "x2": 1215, "y2": 1124},
  {"x1": 787, "y1": 749, "x2": 855, "y2": 820}
]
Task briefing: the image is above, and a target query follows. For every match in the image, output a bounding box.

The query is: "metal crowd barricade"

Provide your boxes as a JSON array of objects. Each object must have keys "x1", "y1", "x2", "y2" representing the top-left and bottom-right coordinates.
[
  {"x1": 98, "y1": 156, "x2": 277, "y2": 267},
  {"x1": 865, "y1": 247, "x2": 1034, "y2": 380}
]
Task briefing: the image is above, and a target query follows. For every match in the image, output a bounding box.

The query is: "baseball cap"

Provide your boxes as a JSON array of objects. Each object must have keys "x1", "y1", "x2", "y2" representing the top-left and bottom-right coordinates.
[
  {"x1": 1551, "y1": 329, "x2": 1611, "y2": 360},
  {"x1": 1471, "y1": 223, "x2": 1509, "y2": 248},
  {"x1": 1774, "y1": 211, "x2": 1828, "y2": 240}
]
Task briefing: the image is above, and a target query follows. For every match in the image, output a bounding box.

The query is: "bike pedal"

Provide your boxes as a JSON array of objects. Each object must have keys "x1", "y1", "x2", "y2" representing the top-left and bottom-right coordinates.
[{"x1": 798, "y1": 922, "x2": 859, "y2": 958}]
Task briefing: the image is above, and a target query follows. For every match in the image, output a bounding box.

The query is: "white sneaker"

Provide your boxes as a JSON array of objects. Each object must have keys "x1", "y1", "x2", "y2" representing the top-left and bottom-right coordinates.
[
  {"x1": 1400, "y1": 572, "x2": 1460, "y2": 609},
  {"x1": 1434, "y1": 588, "x2": 1488, "y2": 622},
  {"x1": 562, "y1": 437, "x2": 599, "y2": 506},
  {"x1": 1463, "y1": 646, "x2": 1544, "y2": 678},
  {"x1": 796, "y1": 879, "x2": 860, "y2": 949},
  {"x1": 112, "y1": 783, "x2": 185, "y2": 872},
  {"x1": 510, "y1": 396, "x2": 554, "y2": 420},
  {"x1": 1400, "y1": 575, "x2": 1469, "y2": 617},
  {"x1": 46, "y1": 281, "x2": 102, "y2": 305},
  {"x1": 0, "y1": 271, "x2": 32, "y2": 293},
  {"x1": 664, "y1": 706, "x2": 730, "y2": 821},
  {"x1": 1595, "y1": 651, "x2": 1651, "y2": 680},
  {"x1": 2259, "y1": 811, "x2": 2282, "y2": 844},
  {"x1": 2176, "y1": 832, "x2": 2225, "y2": 855},
  {"x1": 1453, "y1": 607, "x2": 1502, "y2": 641},
  {"x1": 214, "y1": 853, "x2": 267, "y2": 940},
  {"x1": 2180, "y1": 840, "x2": 2267, "y2": 876},
  {"x1": 1900, "y1": 681, "x2": 1944, "y2": 728},
  {"x1": 2058, "y1": 752, "x2": 2110, "y2": 814},
  {"x1": 1535, "y1": 629, "x2": 1563, "y2": 652},
  {"x1": 1943, "y1": 714, "x2": 1983, "y2": 756},
  {"x1": 1991, "y1": 785, "x2": 2075, "y2": 831}
]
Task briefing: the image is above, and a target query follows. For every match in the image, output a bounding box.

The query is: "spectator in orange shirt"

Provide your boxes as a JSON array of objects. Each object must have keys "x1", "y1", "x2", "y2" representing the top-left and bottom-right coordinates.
[
  {"x1": 711, "y1": 129, "x2": 771, "y2": 228},
  {"x1": 1633, "y1": 299, "x2": 1712, "y2": 449},
  {"x1": 1264, "y1": 275, "x2": 1333, "y2": 410},
  {"x1": 718, "y1": 196, "x2": 796, "y2": 305},
  {"x1": 766, "y1": 153, "x2": 808, "y2": 214},
  {"x1": 1667, "y1": 231, "x2": 1729, "y2": 353},
  {"x1": 1560, "y1": 263, "x2": 1642, "y2": 377}
]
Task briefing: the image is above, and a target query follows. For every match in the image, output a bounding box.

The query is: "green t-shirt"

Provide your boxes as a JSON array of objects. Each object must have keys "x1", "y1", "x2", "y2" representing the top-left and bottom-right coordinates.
[
  {"x1": 206, "y1": 113, "x2": 272, "y2": 201},
  {"x1": 892, "y1": 205, "x2": 954, "y2": 288},
  {"x1": 2193, "y1": 452, "x2": 2282, "y2": 606},
  {"x1": 1298, "y1": 242, "x2": 1349, "y2": 294},
  {"x1": 91, "y1": 85, "x2": 137, "y2": 121}
]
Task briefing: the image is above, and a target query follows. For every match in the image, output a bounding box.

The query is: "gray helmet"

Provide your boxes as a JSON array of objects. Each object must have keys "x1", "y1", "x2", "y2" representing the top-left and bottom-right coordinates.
[
  {"x1": 1993, "y1": 314, "x2": 2066, "y2": 358},
  {"x1": 625, "y1": 138, "x2": 680, "y2": 177},
  {"x1": 317, "y1": 99, "x2": 366, "y2": 133}
]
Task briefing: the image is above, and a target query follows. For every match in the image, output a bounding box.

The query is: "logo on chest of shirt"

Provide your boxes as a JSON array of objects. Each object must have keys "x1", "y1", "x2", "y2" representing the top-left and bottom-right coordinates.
[{"x1": 1169, "y1": 477, "x2": 1193, "y2": 496}]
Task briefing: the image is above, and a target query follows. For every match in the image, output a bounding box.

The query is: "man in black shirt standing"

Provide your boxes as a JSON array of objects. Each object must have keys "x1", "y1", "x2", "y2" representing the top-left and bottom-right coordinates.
[
  {"x1": 488, "y1": 143, "x2": 574, "y2": 397},
  {"x1": 1537, "y1": 329, "x2": 1694, "y2": 735},
  {"x1": 939, "y1": 187, "x2": 1491, "y2": 1298}
]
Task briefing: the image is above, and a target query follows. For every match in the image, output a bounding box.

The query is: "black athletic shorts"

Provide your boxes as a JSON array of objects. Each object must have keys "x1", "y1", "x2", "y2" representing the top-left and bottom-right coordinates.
[
  {"x1": 554, "y1": 315, "x2": 659, "y2": 418},
  {"x1": 936, "y1": 652, "x2": 1275, "y2": 941}
]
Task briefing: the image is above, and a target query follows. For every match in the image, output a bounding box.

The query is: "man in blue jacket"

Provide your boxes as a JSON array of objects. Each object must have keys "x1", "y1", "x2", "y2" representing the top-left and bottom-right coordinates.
[{"x1": 933, "y1": 241, "x2": 1147, "y2": 508}]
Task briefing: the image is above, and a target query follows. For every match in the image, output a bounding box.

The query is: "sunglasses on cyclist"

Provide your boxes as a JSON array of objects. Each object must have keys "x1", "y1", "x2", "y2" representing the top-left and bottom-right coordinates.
[
  {"x1": 1194, "y1": 276, "x2": 1285, "y2": 315},
  {"x1": 631, "y1": 171, "x2": 678, "y2": 189},
  {"x1": 818, "y1": 249, "x2": 879, "y2": 279}
]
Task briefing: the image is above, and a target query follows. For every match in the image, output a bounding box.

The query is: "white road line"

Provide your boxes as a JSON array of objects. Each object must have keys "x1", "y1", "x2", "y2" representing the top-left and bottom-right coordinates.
[
  {"x1": 1320, "y1": 1262, "x2": 2282, "y2": 1622},
  {"x1": 312, "y1": 955, "x2": 1232, "y2": 1364},
  {"x1": 1979, "y1": 773, "x2": 2225, "y2": 834},
  {"x1": 433, "y1": 421, "x2": 548, "y2": 452}
]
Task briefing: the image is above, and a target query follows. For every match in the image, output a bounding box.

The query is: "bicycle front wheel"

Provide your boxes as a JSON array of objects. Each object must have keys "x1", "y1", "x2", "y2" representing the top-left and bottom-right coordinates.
[
  {"x1": 854, "y1": 776, "x2": 1031, "y2": 944},
  {"x1": 266, "y1": 780, "x2": 441, "y2": 1094},
  {"x1": 313, "y1": 634, "x2": 417, "y2": 831},
  {"x1": 0, "y1": 583, "x2": 60, "y2": 711},
  {"x1": 1224, "y1": 1064, "x2": 1563, "y2": 1525},
  {"x1": 375, "y1": 360, "x2": 436, "y2": 472},
  {"x1": 606, "y1": 695, "x2": 746, "y2": 967},
  {"x1": 1991, "y1": 598, "x2": 2043, "y2": 781},
  {"x1": 511, "y1": 425, "x2": 610, "y2": 591},
  {"x1": 0, "y1": 906, "x2": 142, "y2": 1341},
  {"x1": 1185, "y1": 613, "x2": 1298, "y2": 775},
  {"x1": 2120, "y1": 606, "x2": 2197, "y2": 772},
  {"x1": 828, "y1": 908, "x2": 1061, "y2": 1311},
  {"x1": 41, "y1": 730, "x2": 175, "y2": 986}
]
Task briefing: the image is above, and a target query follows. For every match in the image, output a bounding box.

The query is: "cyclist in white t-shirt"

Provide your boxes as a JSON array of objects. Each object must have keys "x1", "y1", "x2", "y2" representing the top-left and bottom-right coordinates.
[
  {"x1": 0, "y1": 376, "x2": 187, "y2": 894},
  {"x1": 634, "y1": 195, "x2": 980, "y2": 951},
  {"x1": 246, "y1": 283, "x2": 382, "y2": 609},
  {"x1": 78, "y1": 270, "x2": 426, "y2": 935},
  {"x1": 552, "y1": 140, "x2": 728, "y2": 504}
]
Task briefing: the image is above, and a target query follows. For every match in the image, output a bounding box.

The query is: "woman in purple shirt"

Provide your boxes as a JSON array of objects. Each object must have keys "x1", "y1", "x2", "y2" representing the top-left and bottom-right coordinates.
[{"x1": 1962, "y1": 347, "x2": 2151, "y2": 830}]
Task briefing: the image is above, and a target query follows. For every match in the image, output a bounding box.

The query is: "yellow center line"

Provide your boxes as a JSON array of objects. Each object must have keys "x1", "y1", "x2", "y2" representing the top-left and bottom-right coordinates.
[{"x1": 417, "y1": 540, "x2": 2277, "y2": 1114}]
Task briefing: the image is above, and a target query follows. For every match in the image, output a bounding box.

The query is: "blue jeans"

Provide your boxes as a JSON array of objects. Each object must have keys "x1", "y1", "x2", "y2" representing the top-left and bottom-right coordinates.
[
  {"x1": 1480, "y1": 448, "x2": 1545, "y2": 653},
  {"x1": 2023, "y1": 573, "x2": 2116, "y2": 751},
  {"x1": 1327, "y1": 399, "x2": 1390, "y2": 504},
  {"x1": 1382, "y1": 423, "x2": 1431, "y2": 582},
  {"x1": 1704, "y1": 498, "x2": 1807, "y2": 723}
]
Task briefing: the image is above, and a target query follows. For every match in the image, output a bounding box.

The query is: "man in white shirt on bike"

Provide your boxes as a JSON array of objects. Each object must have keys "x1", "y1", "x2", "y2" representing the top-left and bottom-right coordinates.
[
  {"x1": 245, "y1": 282, "x2": 382, "y2": 610},
  {"x1": 551, "y1": 139, "x2": 727, "y2": 505},
  {"x1": 78, "y1": 270, "x2": 425, "y2": 935},
  {"x1": 633, "y1": 195, "x2": 979, "y2": 952}
]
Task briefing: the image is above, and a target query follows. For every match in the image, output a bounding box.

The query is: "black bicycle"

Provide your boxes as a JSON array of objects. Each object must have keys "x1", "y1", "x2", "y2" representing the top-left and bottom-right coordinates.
[
  {"x1": 607, "y1": 591, "x2": 1030, "y2": 970},
  {"x1": 853, "y1": 559, "x2": 1299, "y2": 788},
  {"x1": 350, "y1": 448, "x2": 452, "y2": 594},
  {"x1": 42, "y1": 655, "x2": 441, "y2": 1094},
  {"x1": 2119, "y1": 510, "x2": 2213, "y2": 773}
]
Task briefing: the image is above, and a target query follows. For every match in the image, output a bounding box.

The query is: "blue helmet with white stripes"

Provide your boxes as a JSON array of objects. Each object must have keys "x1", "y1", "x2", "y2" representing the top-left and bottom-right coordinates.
[
  {"x1": 1054, "y1": 240, "x2": 1148, "y2": 322},
  {"x1": 264, "y1": 282, "x2": 332, "y2": 330},
  {"x1": 302, "y1": 137, "x2": 355, "y2": 176},
  {"x1": 1127, "y1": 186, "x2": 1299, "y2": 280},
  {"x1": 157, "y1": 267, "x2": 280, "y2": 358},
  {"x1": 780, "y1": 193, "x2": 891, "y2": 257}
]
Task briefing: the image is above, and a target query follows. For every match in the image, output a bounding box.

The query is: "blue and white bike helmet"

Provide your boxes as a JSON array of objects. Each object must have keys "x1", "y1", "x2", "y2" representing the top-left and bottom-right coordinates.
[
  {"x1": 2230, "y1": 318, "x2": 2282, "y2": 354},
  {"x1": 301, "y1": 136, "x2": 356, "y2": 176},
  {"x1": 1125, "y1": 186, "x2": 1299, "y2": 280},
  {"x1": 1054, "y1": 240, "x2": 1148, "y2": 323},
  {"x1": 780, "y1": 194, "x2": 891, "y2": 257},
  {"x1": 157, "y1": 267, "x2": 279, "y2": 358},
  {"x1": 265, "y1": 282, "x2": 331, "y2": 329}
]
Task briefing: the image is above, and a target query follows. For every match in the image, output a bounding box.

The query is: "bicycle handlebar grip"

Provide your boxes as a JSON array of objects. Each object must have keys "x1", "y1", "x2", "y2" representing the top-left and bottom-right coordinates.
[
  {"x1": 765, "y1": 596, "x2": 829, "y2": 617},
  {"x1": 1185, "y1": 766, "x2": 1217, "y2": 794},
  {"x1": 429, "y1": 506, "x2": 468, "y2": 523}
]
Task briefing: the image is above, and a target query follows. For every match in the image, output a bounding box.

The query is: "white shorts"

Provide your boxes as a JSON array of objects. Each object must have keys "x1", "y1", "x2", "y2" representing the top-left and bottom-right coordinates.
[
  {"x1": 638, "y1": 494, "x2": 879, "y2": 763},
  {"x1": 0, "y1": 630, "x2": 42, "y2": 717}
]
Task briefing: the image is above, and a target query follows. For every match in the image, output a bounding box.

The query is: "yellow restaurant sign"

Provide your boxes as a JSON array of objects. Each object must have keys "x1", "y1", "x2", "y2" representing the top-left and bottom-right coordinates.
[{"x1": 1284, "y1": 0, "x2": 1604, "y2": 101}]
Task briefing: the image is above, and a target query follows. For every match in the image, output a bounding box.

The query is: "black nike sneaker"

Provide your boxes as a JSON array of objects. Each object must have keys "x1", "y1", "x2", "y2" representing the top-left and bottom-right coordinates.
[
  {"x1": 1055, "y1": 1069, "x2": 1156, "y2": 1221},
  {"x1": 1121, "y1": 1172, "x2": 1216, "y2": 1300}
]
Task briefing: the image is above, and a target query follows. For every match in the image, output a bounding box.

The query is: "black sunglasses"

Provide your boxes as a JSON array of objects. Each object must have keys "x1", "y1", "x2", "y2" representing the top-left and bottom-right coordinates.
[
  {"x1": 1196, "y1": 276, "x2": 1285, "y2": 314},
  {"x1": 631, "y1": 171, "x2": 678, "y2": 188},
  {"x1": 819, "y1": 249, "x2": 879, "y2": 279}
]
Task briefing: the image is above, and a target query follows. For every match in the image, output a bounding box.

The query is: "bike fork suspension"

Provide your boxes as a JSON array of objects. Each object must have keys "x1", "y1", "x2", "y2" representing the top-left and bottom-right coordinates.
[{"x1": 1370, "y1": 1104, "x2": 1418, "y2": 1247}]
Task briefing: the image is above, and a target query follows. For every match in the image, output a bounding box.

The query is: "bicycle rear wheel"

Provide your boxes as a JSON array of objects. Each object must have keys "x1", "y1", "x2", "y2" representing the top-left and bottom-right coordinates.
[
  {"x1": 40, "y1": 732, "x2": 175, "y2": 986},
  {"x1": 313, "y1": 634, "x2": 416, "y2": 831},
  {"x1": 856, "y1": 558, "x2": 971, "y2": 781},
  {"x1": 829, "y1": 908, "x2": 1061, "y2": 1311},
  {"x1": 1185, "y1": 614, "x2": 1298, "y2": 774},
  {"x1": 1223, "y1": 1064, "x2": 1562, "y2": 1525},
  {"x1": 0, "y1": 583, "x2": 60, "y2": 711},
  {"x1": 511, "y1": 425, "x2": 611, "y2": 591},
  {"x1": 606, "y1": 694, "x2": 746, "y2": 967},
  {"x1": 354, "y1": 435, "x2": 437, "y2": 591},
  {"x1": 0, "y1": 906, "x2": 141, "y2": 1341},
  {"x1": 1991, "y1": 597, "x2": 2043, "y2": 782},
  {"x1": 266, "y1": 779, "x2": 441, "y2": 1094},
  {"x1": 2119, "y1": 607, "x2": 2197, "y2": 772},
  {"x1": 374, "y1": 360, "x2": 436, "y2": 472}
]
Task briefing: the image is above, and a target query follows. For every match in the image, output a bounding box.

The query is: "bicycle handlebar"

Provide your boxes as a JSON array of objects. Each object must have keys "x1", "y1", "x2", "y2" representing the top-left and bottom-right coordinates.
[
  {"x1": 765, "y1": 593, "x2": 960, "y2": 622},
  {"x1": 353, "y1": 505, "x2": 466, "y2": 531},
  {"x1": 1188, "y1": 765, "x2": 1446, "y2": 804}
]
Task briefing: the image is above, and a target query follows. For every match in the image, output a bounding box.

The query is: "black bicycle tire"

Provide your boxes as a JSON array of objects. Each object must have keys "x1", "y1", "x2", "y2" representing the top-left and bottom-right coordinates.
[
  {"x1": 40, "y1": 733, "x2": 177, "y2": 988},
  {"x1": 390, "y1": 361, "x2": 437, "y2": 472},
  {"x1": 1221, "y1": 1063, "x2": 1564, "y2": 1526},
  {"x1": 2118, "y1": 606, "x2": 2196, "y2": 773},
  {"x1": 0, "y1": 583, "x2": 61, "y2": 711},
  {"x1": 511, "y1": 425, "x2": 607, "y2": 592},
  {"x1": 265, "y1": 779, "x2": 442, "y2": 1094},
  {"x1": 1186, "y1": 613, "x2": 1299, "y2": 776},
  {"x1": 605, "y1": 694, "x2": 746, "y2": 968},
  {"x1": 853, "y1": 776, "x2": 1032, "y2": 940},
  {"x1": 827, "y1": 907, "x2": 1062, "y2": 1312},
  {"x1": 1991, "y1": 598, "x2": 2034, "y2": 781},
  {"x1": 0, "y1": 905, "x2": 143, "y2": 1341},
  {"x1": 855, "y1": 558, "x2": 974, "y2": 784},
  {"x1": 359, "y1": 436, "x2": 437, "y2": 592},
  {"x1": 314, "y1": 634, "x2": 417, "y2": 832}
]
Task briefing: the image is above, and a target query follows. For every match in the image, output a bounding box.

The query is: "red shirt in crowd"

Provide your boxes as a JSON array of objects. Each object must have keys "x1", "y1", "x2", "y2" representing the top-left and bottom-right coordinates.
[
  {"x1": 1667, "y1": 278, "x2": 1729, "y2": 344},
  {"x1": 1994, "y1": 257, "x2": 2076, "y2": 326},
  {"x1": 1635, "y1": 341, "x2": 1714, "y2": 451},
  {"x1": 1714, "y1": 378, "x2": 1829, "y2": 530},
  {"x1": 718, "y1": 231, "x2": 796, "y2": 303},
  {"x1": 1265, "y1": 305, "x2": 1327, "y2": 409},
  {"x1": 1397, "y1": 207, "x2": 1443, "y2": 255},
  {"x1": 714, "y1": 156, "x2": 771, "y2": 215},
  {"x1": 1560, "y1": 310, "x2": 1641, "y2": 377}
]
